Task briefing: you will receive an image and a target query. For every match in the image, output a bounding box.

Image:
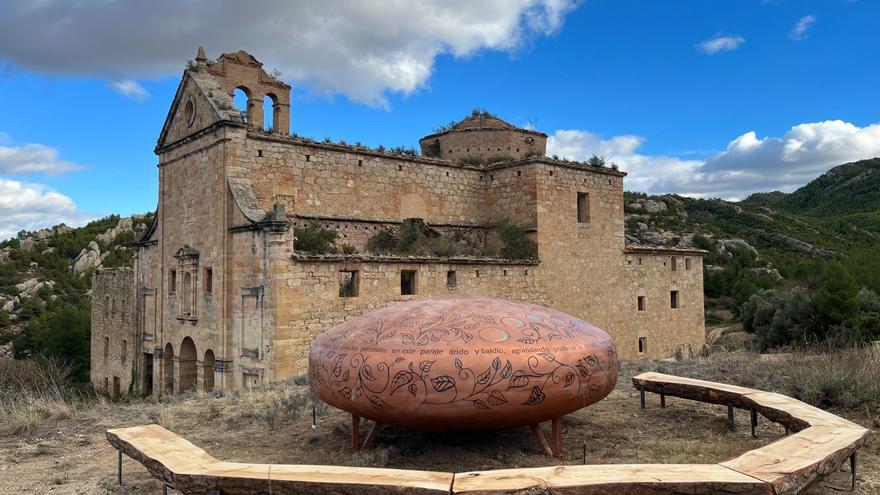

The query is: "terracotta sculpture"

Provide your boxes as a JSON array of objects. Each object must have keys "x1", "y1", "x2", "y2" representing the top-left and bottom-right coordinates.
[{"x1": 309, "y1": 295, "x2": 619, "y2": 455}]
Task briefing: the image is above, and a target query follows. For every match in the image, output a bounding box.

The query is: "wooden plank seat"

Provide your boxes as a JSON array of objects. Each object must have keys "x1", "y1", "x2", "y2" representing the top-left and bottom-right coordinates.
[
  {"x1": 107, "y1": 373, "x2": 869, "y2": 495},
  {"x1": 106, "y1": 424, "x2": 454, "y2": 494},
  {"x1": 632, "y1": 372, "x2": 870, "y2": 494},
  {"x1": 451, "y1": 464, "x2": 771, "y2": 495}
]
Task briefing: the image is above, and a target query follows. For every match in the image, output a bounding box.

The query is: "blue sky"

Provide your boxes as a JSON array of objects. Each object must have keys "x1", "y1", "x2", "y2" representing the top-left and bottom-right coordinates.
[{"x1": 0, "y1": 0, "x2": 878, "y2": 239}]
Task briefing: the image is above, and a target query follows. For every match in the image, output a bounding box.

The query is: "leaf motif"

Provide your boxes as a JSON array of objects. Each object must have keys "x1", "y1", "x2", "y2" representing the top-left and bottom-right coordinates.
[
  {"x1": 487, "y1": 390, "x2": 508, "y2": 406},
  {"x1": 518, "y1": 337, "x2": 538, "y2": 344},
  {"x1": 508, "y1": 370, "x2": 529, "y2": 390},
  {"x1": 475, "y1": 368, "x2": 492, "y2": 385},
  {"x1": 431, "y1": 375, "x2": 456, "y2": 392},
  {"x1": 529, "y1": 322, "x2": 543, "y2": 332},
  {"x1": 331, "y1": 354, "x2": 346, "y2": 377},
  {"x1": 408, "y1": 383, "x2": 417, "y2": 396},
  {"x1": 564, "y1": 372, "x2": 575, "y2": 388},
  {"x1": 492, "y1": 357, "x2": 501, "y2": 370},
  {"x1": 361, "y1": 365, "x2": 376, "y2": 381},
  {"x1": 523, "y1": 386, "x2": 546, "y2": 406},
  {"x1": 419, "y1": 360, "x2": 435, "y2": 373},
  {"x1": 394, "y1": 356, "x2": 406, "y2": 364},
  {"x1": 454, "y1": 358, "x2": 463, "y2": 370},
  {"x1": 538, "y1": 352, "x2": 556, "y2": 362},
  {"x1": 417, "y1": 334, "x2": 429, "y2": 345},
  {"x1": 339, "y1": 387, "x2": 352, "y2": 400},
  {"x1": 584, "y1": 355, "x2": 599, "y2": 367},
  {"x1": 342, "y1": 369, "x2": 350, "y2": 381},
  {"x1": 430, "y1": 336, "x2": 440, "y2": 342},
  {"x1": 402, "y1": 334, "x2": 414, "y2": 344},
  {"x1": 500, "y1": 361, "x2": 512, "y2": 379},
  {"x1": 367, "y1": 394, "x2": 394, "y2": 410},
  {"x1": 576, "y1": 364, "x2": 591, "y2": 378},
  {"x1": 462, "y1": 333, "x2": 473, "y2": 343},
  {"x1": 472, "y1": 399, "x2": 490, "y2": 410},
  {"x1": 391, "y1": 370, "x2": 413, "y2": 394},
  {"x1": 548, "y1": 333, "x2": 562, "y2": 341}
]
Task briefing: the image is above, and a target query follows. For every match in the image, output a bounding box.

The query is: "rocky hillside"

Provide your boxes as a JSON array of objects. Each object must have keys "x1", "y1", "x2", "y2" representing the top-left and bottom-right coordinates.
[
  {"x1": 0, "y1": 214, "x2": 153, "y2": 376},
  {"x1": 625, "y1": 157, "x2": 880, "y2": 325}
]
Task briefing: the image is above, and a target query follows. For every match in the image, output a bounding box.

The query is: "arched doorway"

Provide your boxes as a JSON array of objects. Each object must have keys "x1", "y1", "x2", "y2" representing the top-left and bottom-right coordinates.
[
  {"x1": 179, "y1": 337, "x2": 197, "y2": 393},
  {"x1": 163, "y1": 343, "x2": 174, "y2": 395},
  {"x1": 263, "y1": 94, "x2": 277, "y2": 131},
  {"x1": 203, "y1": 349, "x2": 215, "y2": 393},
  {"x1": 233, "y1": 87, "x2": 250, "y2": 123}
]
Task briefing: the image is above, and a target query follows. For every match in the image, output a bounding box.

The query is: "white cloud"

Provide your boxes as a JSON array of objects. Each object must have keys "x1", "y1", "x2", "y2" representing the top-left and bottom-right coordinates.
[
  {"x1": 0, "y1": 0, "x2": 579, "y2": 106},
  {"x1": 547, "y1": 120, "x2": 880, "y2": 200},
  {"x1": 0, "y1": 179, "x2": 94, "y2": 240},
  {"x1": 0, "y1": 141, "x2": 83, "y2": 175},
  {"x1": 789, "y1": 15, "x2": 816, "y2": 41},
  {"x1": 108, "y1": 79, "x2": 150, "y2": 101},
  {"x1": 697, "y1": 34, "x2": 745, "y2": 55}
]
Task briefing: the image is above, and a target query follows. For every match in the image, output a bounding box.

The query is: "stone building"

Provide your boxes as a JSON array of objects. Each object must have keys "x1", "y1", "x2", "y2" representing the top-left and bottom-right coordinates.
[{"x1": 90, "y1": 48, "x2": 705, "y2": 396}]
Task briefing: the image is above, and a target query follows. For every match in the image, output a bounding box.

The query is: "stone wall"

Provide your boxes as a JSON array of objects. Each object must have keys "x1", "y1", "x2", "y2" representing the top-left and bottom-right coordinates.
[
  {"x1": 420, "y1": 128, "x2": 548, "y2": 163},
  {"x1": 272, "y1": 257, "x2": 545, "y2": 377},
  {"x1": 90, "y1": 268, "x2": 135, "y2": 397}
]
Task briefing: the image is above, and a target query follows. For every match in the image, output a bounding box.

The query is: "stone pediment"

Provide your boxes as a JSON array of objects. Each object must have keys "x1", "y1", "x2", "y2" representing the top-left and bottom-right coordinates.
[{"x1": 173, "y1": 245, "x2": 200, "y2": 260}]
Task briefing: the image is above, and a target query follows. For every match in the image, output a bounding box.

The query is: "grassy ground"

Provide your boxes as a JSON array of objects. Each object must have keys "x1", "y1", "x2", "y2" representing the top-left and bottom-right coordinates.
[{"x1": 0, "y1": 352, "x2": 876, "y2": 494}]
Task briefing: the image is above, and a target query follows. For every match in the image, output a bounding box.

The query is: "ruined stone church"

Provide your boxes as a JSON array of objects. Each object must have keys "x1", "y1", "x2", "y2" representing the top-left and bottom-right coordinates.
[{"x1": 90, "y1": 49, "x2": 705, "y2": 396}]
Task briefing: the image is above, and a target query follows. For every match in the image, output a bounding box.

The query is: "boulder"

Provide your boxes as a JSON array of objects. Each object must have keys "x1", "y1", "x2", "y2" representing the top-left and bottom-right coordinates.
[
  {"x1": 19, "y1": 237, "x2": 35, "y2": 252},
  {"x1": 716, "y1": 238, "x2": 759, "y2": 258},
  {"x1": 751, "y1": 267, "x2": 783, "y2": 281},
  {"x1": 73, "y1": 242, "x2": 102, "y2": 274},
  {"x1": 118, "y1": 217, "x2": 134, "y2": 230}
]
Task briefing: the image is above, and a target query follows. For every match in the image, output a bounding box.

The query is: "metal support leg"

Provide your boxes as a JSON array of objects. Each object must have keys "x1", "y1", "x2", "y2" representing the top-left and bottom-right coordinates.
[
  {"x1": 351, "y1": 414, "x2": 361, "y2": 450},
  {"x1": 727, "y1": 404, "x2": 735, "y2": 432},
  {"x1": 751, "y1": 408, "x2": 758, "y2": 438},
  {"x1": 660, "y1": 393, "x2": 666, "y2": 408},
  {"x1": 163, "y1": 484, "x2": 169, "y2": 495},
  {"x1": 851, "y1": 451, "x2": 858, "y2": 491},
  {"x1": 551, "y1": 417, "x2": 562, "y2": 459},
  {"x1": 362, "y1": 421, "x2": 382, "y2": 450},
  {"x1": 529, "y1": 424, "x2": 554, "y2": 457},
  {"x1": 117, "y1": 449, "x2": 122, "y2": 485},
  {"x1": 639, "y1": 389, "x2": 645, "y2": 410}
]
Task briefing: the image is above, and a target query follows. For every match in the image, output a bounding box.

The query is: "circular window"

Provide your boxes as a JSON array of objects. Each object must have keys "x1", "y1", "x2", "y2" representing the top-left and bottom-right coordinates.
[{"x1": 184, "y1": 97, "x2": 196, "y2": 127}]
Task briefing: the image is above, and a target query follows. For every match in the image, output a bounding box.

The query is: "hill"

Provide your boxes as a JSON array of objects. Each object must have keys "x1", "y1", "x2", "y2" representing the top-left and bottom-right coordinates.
[{"x1": 0, "y1": 214, "x2": 153, "y2": 380}]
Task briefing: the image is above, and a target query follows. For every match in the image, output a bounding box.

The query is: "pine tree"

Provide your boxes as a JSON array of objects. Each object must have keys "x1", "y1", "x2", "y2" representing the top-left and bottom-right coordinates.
[{"x1": 817, "y1": 261, "x2": 859, "y2": 326}]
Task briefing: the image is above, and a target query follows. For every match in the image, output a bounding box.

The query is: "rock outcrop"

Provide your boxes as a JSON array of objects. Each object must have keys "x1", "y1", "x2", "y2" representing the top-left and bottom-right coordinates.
[{"x1": 73, "y1": 241, "x2": 102, "y2": 274}]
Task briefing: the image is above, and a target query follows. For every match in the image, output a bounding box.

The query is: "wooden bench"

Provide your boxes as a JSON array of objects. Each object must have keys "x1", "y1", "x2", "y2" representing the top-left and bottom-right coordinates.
[
  {"x1": 108, "y1": 373, "x2": 869, "y2": 495},
  {"x1": 107, "y1": 424, "x2": 454, "y2": 494}
]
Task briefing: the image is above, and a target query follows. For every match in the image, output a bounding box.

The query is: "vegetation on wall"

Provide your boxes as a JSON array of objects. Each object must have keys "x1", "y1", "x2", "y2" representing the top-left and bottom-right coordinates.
[
  {"x1": 293, "y1": 222, "x2": 338, "y2": 254},
  {"x1": 496, "y1": 221, "x2": 538, "y2": 260},
  {"x1": 366, "y1": 219, "x2": 483, "y2": 258}
]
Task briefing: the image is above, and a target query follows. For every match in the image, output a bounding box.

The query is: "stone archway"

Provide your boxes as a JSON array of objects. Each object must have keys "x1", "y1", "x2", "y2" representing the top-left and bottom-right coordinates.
[
  {"x1": 203, "y1": 349, "x2": 215, "y2": 393},
  {"x1": 163, "y1": 343, "x2": 174, "y2": 395},
  {"x1": 179, "y1": 337, "x2": 198, "y2": 393}
]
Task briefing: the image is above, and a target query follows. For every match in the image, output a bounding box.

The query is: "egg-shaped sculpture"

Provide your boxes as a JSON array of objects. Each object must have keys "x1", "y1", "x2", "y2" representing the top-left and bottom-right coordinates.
[{"x1": 309, "y1": 295, "x2": 619, "y2": 430}]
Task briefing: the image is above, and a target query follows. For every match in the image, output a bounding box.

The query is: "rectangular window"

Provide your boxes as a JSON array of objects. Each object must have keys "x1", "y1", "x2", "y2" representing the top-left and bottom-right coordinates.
[
  {"x1": 671, "y1": 257, "x2": 677, "y2": 272},
  {"x1": 339, "y1": 270, "x2": 359, "y2": 297},
  {"x1": 400, "y1": 270, "x2": 417, "y2": 295},
  {"x1": 112, "y1": 376, "x2": 120, "y2": 397},
  {"x1": 121, "y1": 339, "x2": 128, "y2": 362},
  {"x1": 446, "y1": 270, "x2": 457, "y2": 289},
  {"x1": 685, "y1": 258, "x2": 691, "y2": 270},
  {"x1": 204, "y1": 267, "x2": 213, "y2": 293},
  {"x1": 670, "y1": 290, "x2": 680, "y2": 309},
  {"x1": 638, "y1": 337, "x2": 647, "y2": 354},
  {"x1": 111, "y1": 298, "x2": 117, "y2": 314},
  {"x1": 104, "y1": 296, "x2": 110, "y2": 317},
  {"x1": 169, "y1": 270, "x2": 177, "y2": 294},
  {"x1": 103, "y1": 337, "x2": 109, "y2": 359},
  {"x1": 637, "y1": 296, "x2": 645, "y2": 311},
  {"x1": 577, "y1": 192, "x2": 590, "y2": 223}
]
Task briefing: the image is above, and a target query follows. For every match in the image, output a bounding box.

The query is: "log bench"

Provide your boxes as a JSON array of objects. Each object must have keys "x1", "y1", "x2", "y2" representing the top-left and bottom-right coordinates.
[
  {"x1": 107, "y1": 373, "x2": 869, "y2": 495},
  {"x1": 106, "y1": 424, "x2": 454, "y2": 494}
]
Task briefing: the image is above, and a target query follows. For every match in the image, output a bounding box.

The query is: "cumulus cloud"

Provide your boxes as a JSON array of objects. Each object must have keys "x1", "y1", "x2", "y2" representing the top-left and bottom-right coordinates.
[
  {"x1": 547, "y1": 120, "x2": 880, "y2": 200},
  {"x1": 0, "y1": 141, "x2": 83, "y2": 175},
  {"x1": 789, "y1": 15, "x2": 816, "y2": 41},
  {"x1": 108, "y1": 79, "x2": 150, "y2": 101},
  {"x1": 0, "y1": 0, "x2": 579, "y2": 106},
  {"x1": 0, "y1": 179, "x2": 94, "y2": 240},
  {"x1": 697, "y1": 34, "x2": 745, "y2": 55}
]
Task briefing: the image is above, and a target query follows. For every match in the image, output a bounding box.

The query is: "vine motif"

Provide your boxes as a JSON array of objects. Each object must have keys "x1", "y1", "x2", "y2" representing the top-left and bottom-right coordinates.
[{"x1": 316, "y1": 349, "x2": 613, "y2": 412}]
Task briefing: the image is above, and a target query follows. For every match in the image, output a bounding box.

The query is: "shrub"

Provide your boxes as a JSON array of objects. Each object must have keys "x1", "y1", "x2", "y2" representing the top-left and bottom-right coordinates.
[
  {"x1": 817, "y1": 261, "x2": 859, "y2": 326},
  {"x1": 339, "y1": 244, "x2": 358, "y2": 255},
  {"x1": 294, "y1": 222, "x2": 338, "y2": 254},
  {"x1": 741, "y1": 287, "x2": 819, "y2": 349},
  {"x1": 787, "y1": 347, "x2": 880, "y2": 409},
  {"x1": 366, "y1": 229, "x2": 399, "y2": 254},
  {"x1": 496, "y1": 221, "x2": 537, "y2": 260}
]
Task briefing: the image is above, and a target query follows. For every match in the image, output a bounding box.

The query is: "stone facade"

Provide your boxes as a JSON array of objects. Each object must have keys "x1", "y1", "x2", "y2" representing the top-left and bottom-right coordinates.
[
  {"x1": 90, "y1": 268, "x2": 135, "y2": 396},
  {"x1": 91, "y1": 48, "x2": 706, "y2": 396}
]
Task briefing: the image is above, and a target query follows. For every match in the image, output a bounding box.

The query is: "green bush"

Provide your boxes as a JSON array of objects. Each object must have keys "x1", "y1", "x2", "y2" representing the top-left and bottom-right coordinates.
[
  {"x1": 496, "y1": 221, "x2": 537, "y2": 260},
  {"x1": 817, "y1": 261, "x2": 859, "y2": 326},
  {"x1": 293, "y1": 222, "x2": 338, "y2": 254}
]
